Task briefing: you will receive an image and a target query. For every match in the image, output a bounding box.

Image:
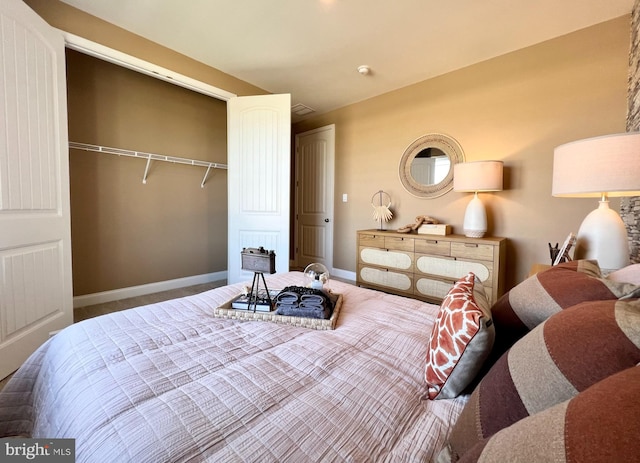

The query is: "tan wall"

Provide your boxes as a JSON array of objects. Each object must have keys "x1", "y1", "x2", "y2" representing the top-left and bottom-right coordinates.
[
  {"x1": 67, "y1": 50, "x2": 228, "y2": 295},
  {"x1": 294, "y1": 16, "x2": 631, "y2": 289}
]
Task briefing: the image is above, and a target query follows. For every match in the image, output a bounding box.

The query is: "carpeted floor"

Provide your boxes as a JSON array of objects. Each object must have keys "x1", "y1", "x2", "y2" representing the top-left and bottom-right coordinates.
[{"x1": 73, "y1": 280, "x2": 226, "y2": 322}]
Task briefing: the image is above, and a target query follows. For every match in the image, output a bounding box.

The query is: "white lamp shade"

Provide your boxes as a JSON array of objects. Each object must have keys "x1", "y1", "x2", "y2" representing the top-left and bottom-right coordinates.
[
  {"x1": 453, "y1": 161, "x2": 504, "y2": 192},
  {"x1": 454, "y1": 161, "x2": 503, "y2": 238},
  {"x1": 553, "y1": 132, "x2": 640, "y2": 198}
]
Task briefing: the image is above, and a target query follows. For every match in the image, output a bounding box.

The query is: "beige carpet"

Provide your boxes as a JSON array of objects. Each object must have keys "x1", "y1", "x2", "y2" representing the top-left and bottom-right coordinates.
[{"x1": 73, "y1": 280, "x2": 226, "y2": 322}]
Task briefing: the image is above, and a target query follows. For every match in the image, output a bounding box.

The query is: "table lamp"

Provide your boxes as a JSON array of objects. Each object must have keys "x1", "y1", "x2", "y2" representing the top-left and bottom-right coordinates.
[
  {"x1": 552, "y1": 132, "x2": 640, "y2": 271},
  {"x1": 453, "y1": 161, "x2": 504, "y2": 238}
]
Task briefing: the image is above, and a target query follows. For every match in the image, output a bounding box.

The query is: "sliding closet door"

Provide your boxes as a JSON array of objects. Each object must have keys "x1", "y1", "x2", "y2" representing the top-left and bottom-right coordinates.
[
  {"x1": 0, "y1": 0, "x2": 73, "y2": 379},
  {"x1": 227, "y1": 94, "x2": 291, "y2": 284}
]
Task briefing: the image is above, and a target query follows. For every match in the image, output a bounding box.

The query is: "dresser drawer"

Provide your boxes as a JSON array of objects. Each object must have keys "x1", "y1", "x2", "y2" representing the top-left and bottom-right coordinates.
[
  {"x1": 451, "y1": 242, "x2": 495, "y2": 261},
  {"x1": 359, "y1": 247, "x2": 413, "y2": 271},
  {"x1": 358, "y1": 266, "x2": 414, "y2": 294},
  {"x1": 384, "y1": 236, "x2": 414, "y2": 252},
  {"x1": 414, "y1": 254, "x2": 493, "y2": 284},
  {"x1": 414, "y1": 238, "x2": 451, "y2": 256},
  {"x1": 358, "y1": 233, "x2": 385, "y2": 247},
  {"x1": 414, "y1": 276, "x2": 455, "y2": 302}
]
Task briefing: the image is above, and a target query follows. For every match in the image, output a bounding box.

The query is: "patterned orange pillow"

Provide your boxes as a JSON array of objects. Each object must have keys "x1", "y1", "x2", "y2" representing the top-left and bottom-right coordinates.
[{"x1": 425, "y1": 272, "x2": 494, "y2": 400}]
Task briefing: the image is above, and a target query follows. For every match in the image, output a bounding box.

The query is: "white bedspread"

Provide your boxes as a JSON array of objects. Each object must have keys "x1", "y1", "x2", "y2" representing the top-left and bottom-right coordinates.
[{"x1": 0, "y1": 272, "x2": 466, "y2": 462}]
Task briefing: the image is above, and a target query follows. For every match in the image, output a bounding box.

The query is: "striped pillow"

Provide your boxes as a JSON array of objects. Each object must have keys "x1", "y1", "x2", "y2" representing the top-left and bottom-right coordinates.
[
  {"x1": 439, "y1": 298, "x2": 640, "y2": 462},
  {"x1": 456, "y1": 366, "x2": 640, "y2": 463},
  {"x1": 490, "y1": 260, "x2": 640, "y2": 363}
]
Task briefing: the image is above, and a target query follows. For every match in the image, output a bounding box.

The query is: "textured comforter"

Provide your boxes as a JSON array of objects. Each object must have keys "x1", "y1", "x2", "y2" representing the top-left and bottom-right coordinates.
[{"x1": 0, "y1": 272, "x2": 466, "y2": 462}]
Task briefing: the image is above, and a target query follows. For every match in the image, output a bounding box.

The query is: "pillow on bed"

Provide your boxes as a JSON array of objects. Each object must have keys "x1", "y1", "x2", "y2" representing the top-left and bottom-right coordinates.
[
  {"x1": 424, "y1": 272, "x2": 494, "y2": 400},
  {"x1": 607, "y1": 263, "x2": 640, "y2": 285},
  {"x1": 490, "y1": 259, "x2": 640, "y2": 362},
  {"x1": 455, "y1": 366, "x2": 640, "y2": 463},
  {"x1": 439, "y1": 297, "x2": 640, "y2": 462}
]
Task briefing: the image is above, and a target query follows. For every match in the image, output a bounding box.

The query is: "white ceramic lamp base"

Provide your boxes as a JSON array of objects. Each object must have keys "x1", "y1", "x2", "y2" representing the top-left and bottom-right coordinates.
[
  {"x1": 463, "y1": 192, "x2": 487, "y2": 238},
  {"x1": 574, "y1": 200, "x2": 629, "y2": 271}
]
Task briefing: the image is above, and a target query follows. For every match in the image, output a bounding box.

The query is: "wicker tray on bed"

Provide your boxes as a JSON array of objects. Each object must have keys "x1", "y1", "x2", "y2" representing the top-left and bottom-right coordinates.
[{"x1": 214, "y1": 293, "x2": 343, "y2": 330}]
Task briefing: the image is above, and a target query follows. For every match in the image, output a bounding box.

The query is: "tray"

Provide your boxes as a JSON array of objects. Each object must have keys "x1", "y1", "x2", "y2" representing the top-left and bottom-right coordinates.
[{"x1": 214, "y1": 293, "x2": 343, "y2": 330}]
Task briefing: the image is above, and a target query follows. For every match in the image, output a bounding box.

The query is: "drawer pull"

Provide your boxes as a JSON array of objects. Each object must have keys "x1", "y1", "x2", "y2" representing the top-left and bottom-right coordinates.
[{"x1": 464, "y1": 243, "x2": 479, "y2": 248}]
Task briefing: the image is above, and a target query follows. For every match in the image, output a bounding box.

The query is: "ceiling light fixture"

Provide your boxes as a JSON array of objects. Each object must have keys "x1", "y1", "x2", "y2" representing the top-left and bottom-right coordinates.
[{"x1": 357, "y1": 65, "x2": 371, "y2": 75}]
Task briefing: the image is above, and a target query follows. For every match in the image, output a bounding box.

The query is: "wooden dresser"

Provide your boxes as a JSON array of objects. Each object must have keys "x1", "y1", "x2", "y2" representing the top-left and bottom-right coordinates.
[{"x1": 356, "y1": 229, "x2": 506, "y2": 305}]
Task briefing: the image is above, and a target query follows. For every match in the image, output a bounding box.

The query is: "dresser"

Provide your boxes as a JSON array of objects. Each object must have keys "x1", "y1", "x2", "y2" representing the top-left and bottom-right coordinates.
[{"x1": 356, "y1": 229, "x2": 506, "y2": 305}]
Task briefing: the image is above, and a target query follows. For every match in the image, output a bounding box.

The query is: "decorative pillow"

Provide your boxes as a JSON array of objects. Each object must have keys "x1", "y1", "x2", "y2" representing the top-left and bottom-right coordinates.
[
  {"x1": 490, "y1": 259, "x2": 640, "y2": 363},
  {"x1": 438, "y1": 298, "x2": 640, "y2": 462},
  {"x1": 424, "y1": 272, "x2": 494, "y2": 400},
  {"x1": 607, "y1": 263, "x2": 640, "y2": 285},
  {"x1": 456, "y1": 366, "x2": 640, "y2": 463}
]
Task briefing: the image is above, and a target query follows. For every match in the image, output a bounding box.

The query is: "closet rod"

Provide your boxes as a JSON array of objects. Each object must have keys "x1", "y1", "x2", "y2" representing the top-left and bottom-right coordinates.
[{"x1": 69, "y1": 142, "x2": 227, "y2": 187}]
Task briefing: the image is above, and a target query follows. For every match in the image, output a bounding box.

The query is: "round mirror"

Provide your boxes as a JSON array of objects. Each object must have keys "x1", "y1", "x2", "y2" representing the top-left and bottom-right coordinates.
[{"x1": 398, "y1": 133, "x2": 465, "y2": 198}]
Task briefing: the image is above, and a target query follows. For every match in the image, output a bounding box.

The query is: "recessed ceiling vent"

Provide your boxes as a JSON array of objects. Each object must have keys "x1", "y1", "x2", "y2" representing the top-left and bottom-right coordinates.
[{"x1": 291, "y1": 103, "x2": 315, "y2": 116}]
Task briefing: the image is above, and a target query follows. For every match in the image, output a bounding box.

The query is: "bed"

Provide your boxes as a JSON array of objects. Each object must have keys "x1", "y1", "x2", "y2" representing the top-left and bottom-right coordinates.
[{"x1": 0, "y1": 272, "x2": 466, "y2": 462}]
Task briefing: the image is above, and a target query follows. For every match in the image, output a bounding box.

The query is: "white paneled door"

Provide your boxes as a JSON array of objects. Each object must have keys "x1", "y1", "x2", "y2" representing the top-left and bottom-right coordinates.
[
  {"x1": 295, "y1": 125, "x2": 335, "y2": 271},
  {"x1": 227, "y1": 94, "x2": 291, "y2": 284},
  {"x1": 0, "y1": 0, "x2": 73, "y2": 379}
]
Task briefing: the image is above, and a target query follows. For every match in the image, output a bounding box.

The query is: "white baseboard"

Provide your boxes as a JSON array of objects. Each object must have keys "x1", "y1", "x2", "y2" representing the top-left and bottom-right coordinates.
[
  {"x1": 331, "y1": 268, "x2": 356, "y2": 283},
  {"x1": 73, "y1": 271, "x2": 227, "y2": 309},
  {"x1": 288, "y1": 260, "x2": 356, "y2": 284},
  {"x1": 73, "y1": 268, "x2": 354, "y2": 309}
]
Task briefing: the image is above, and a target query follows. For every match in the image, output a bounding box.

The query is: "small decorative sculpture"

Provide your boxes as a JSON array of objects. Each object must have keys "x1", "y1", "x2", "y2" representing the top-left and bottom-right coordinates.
[
  {"x1": 548, "y1": 242, "x2": 560, "y2": 265},
  {"x1": 371, "y1": 190, "x2": 393, "y2": 230},
  {"x1": 397, "y1": 215, "x2": 439, "y2": 234}
]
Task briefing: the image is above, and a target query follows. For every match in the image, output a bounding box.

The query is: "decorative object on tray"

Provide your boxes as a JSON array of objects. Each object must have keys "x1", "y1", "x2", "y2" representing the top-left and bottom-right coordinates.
[
  {"x1": 371, "y1": 190, "x2": 393, "y2": 230},
  {"x1": 241, "y1": 246, "x2": 276, "y2": 311},
  {"x1": 397, "y1": 215, "x2": 439, "y2": 233},
  {"x1": 303, "y1": 262, "x2": 330, "y2": 289},
  {"x1": 275, "y1": 286, "x2": 339, "y2": 320},
  {"x1": 230, "y1": 288, "x2": 280, "y2": 312},
  {"x1": 552, "y1": 232, "x2": 576, "y2": 265},
  {"x1": 453, "y1": 160, "x2": 504, "y2": 238}
]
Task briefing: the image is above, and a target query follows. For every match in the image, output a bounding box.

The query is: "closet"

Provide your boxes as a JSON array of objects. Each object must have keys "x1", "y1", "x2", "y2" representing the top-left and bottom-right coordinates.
[{"x1": 66, "y1": 50, "x2": 229, "y2": 296}]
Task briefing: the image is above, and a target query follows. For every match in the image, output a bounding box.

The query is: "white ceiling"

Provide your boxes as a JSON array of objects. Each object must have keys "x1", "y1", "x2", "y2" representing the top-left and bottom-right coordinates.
[{"x1": 60, "y1": 0, "x2": 634, "y2": 120}]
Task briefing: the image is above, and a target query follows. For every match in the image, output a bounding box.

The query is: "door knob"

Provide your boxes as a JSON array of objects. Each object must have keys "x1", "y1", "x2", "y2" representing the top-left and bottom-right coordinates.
[{"x1": 324, "y1": 218, "x2": 330, "y2": 223}]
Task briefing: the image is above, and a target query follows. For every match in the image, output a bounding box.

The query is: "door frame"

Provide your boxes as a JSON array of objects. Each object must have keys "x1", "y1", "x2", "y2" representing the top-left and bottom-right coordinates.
[
  {"x1": 294, "y1": 124, "x2": 336, "y2": 271},
  {"x1": 59, "y1": 31, "x2": 236, "y2": 102}
]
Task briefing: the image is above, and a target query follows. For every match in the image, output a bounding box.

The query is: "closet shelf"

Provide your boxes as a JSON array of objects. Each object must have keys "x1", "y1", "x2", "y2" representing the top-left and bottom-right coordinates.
[{"x1": 69, "y1": 142, "x2": 227, "y2": 187}]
